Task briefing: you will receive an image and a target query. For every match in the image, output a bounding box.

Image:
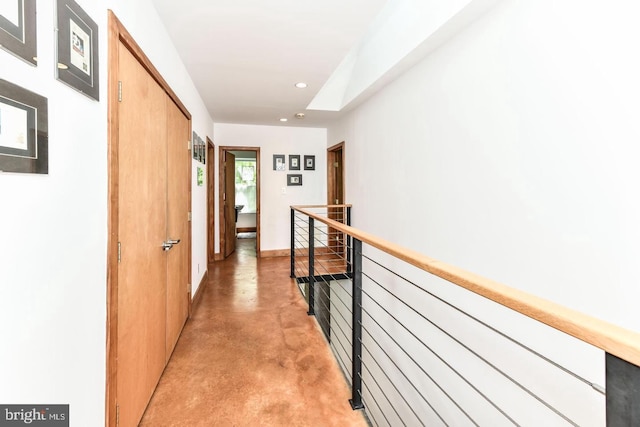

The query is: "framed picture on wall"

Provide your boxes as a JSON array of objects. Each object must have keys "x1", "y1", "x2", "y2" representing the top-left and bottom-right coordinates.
[
  {"x1": 287, "y1": 174, "x2": 302, "y2": 186},
  {"x1": 0, "y1": 79, "x2": 48, "y2": 174},
  {"x1": 304, "y1": 155, "x2": 315, "y2": 171},
  {"x1": 0, "y1": 0, "x2": 37, "y2": 65},
  {"x1": 289, "y1": 155, "x2": 300, "y2": 170},
  {"x1": 192, "y1": 132, "x2": 198, "y2": 160},
  {"x1": 55, "y1": 0, "x2": 100, "y2": 100},
  {"x1": 273, "y1": 154, "x2": 285, "y2": 171}
]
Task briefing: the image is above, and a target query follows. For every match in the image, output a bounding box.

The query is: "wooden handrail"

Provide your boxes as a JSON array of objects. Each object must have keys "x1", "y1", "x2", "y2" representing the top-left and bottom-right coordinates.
[
  {"x1": 292, "y1": 206, "x2": 640, "y2": 367},
  {"x1": 292, "y1": 204, "x2": 353, "y2": 209}
]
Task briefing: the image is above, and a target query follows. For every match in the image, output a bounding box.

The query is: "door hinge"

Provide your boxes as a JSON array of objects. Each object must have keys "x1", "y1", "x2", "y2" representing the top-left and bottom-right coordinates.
[
  {"x1": 117, "y1": 242, "x2": 121, "y2": 263},
  {"x1": 334, "y1": 162, "x2": 339, "y2": 167},
  {"x1": 116, "y1": 404, "x2": 119, "y2": 426},
  {"x1": 188, "y1": 140, "x2": 192, "y2": 150},
  {"x1": 223, "y1": 193, "x2": 226, "y2": 201},
  {"x1": 118, "y1": 81, "x2": 122, "y2": 102},
  {"x1": 335, "y1": 199, "x2": 339, "y2": 204},
  {"x1": 188, "y1": 212, "x2": 192, "y2": 222}
]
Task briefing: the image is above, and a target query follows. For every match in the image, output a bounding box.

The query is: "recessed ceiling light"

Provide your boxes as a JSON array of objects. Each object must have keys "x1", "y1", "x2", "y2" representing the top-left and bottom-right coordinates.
[
  {"x1": 295, "y1": 82, "x2": 307, "y2": 89},
  {"x1": 295, "y1": 113, "x2": 305, "y2": 119},
  {"x1": 279, "y1": 118, "x2": 288, "y2": 122}
]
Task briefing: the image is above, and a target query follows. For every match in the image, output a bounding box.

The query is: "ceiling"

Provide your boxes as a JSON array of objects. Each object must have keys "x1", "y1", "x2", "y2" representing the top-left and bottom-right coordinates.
[{"x1": 151, "y1": 0, "x2": 388, "y2": 128}]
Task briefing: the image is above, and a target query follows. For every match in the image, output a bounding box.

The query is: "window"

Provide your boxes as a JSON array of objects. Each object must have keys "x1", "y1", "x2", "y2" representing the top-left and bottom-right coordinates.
[{"x1": 235, "y1": 159, "x2": 256, "y2": 213}]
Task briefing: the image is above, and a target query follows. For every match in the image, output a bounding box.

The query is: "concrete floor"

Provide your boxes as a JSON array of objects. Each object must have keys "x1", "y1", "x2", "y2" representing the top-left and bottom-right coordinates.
[{"x1": 140, "y1": 239, "x2": 367, "y2": 426}]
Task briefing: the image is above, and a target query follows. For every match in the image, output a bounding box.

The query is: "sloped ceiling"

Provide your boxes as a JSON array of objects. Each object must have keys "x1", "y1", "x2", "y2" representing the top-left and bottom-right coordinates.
[{"x1": 151, "y1": 0, "x2": 388, "y2": 127}]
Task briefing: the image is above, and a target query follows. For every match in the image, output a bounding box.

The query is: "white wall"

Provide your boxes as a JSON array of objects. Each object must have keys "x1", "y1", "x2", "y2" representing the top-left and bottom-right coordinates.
[
  {"x1": 328, "y1": 0, "x2": 640, "y2": 424},
  {"x1": 0, "y1": 1, "x2": 212, "y2": 425},
  {"x1": 213, "y1": 123, "x2": 327, "y2": 252}
]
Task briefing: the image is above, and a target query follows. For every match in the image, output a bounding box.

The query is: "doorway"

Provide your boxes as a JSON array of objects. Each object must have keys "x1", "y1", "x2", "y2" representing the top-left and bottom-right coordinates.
[
  {"x1": 207, "y1": 137, "x2": 215, "y2": 264},
  {"x1": 327, "y1": 141, "x2": 345, "y2": 248},
  {"x1": 106, "y1": 12, "x2": 191, "y2": 427},
  {"x1": 218, "y1": 146, "x2": 261, "y2": 259}
]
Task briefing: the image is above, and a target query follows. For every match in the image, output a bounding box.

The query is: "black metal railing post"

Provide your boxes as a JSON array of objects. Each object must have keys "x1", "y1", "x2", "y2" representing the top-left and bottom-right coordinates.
[
  {"x1": 307, "y1": 217, "x2": 315, "y2": 316},
  {"x1": 606, "y1": 353, "x2": 640, "y2": 426},
  {"x1": 350, "y1": 237, "x2": 364, "y2": 410},
  {"x1": 290, "y1": 208, "x2": 295, "y2": 278},
  {"x1": 346, "y1": 206, "x2": 352, "y2": 273}
]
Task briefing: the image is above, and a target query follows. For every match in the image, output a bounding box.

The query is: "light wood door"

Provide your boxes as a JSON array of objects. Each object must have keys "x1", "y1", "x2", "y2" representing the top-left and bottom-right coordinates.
[
  {"x1": 328, "y1": 144, "x2": 345, "y2": 253},
  {"x1": 116, "y1": 44, "x2": 168, "y2": 427},
  {"x1": 165, "y1": 97, "x2": 190, "y2": 359},
  {"x1": 224, "y1": 152, "x2": 236, "y2": 257}
]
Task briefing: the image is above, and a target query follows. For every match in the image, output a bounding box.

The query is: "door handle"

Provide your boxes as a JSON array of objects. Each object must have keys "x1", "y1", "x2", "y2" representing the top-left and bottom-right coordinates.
[
  {"x1": 167, "y1": 239, "x2": 181, "y2": 245},
  {"x1": 162, "y1": 241, "x2": 174, "y2": 251}
]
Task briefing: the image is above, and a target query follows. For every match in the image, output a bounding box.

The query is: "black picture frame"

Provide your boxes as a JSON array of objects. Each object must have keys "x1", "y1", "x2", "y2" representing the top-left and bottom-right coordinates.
[
  {"x1": 304, "y1": 155, "x2": 315, "y2": 171},
  {"x1": 0, "y1": 0, "x2": 37, "y2": 66},
  {"x1": 287, "y1": 174, "x2": 302, "y2": 186},
  {"x1": 289, "y1": 155, "x2": 300, "y2": 170},
  {"x1": 273, "y1": 154, "x2": 285, "y2": 171},
  {"x1": 0, "y1": 79, "x2": 48, "y2": 174},
  {"x1": 192, "y1": 131, "x2": 198, "y2": 160},
  {"x1": 55, "y1": 0, "x2": 99, "y2": 100}
]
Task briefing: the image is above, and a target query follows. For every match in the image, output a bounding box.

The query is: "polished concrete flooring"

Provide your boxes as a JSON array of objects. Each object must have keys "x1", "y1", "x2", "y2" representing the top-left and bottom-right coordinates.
[{"x1": 140, "y1": 239, "x2": 367, "y2": 426}]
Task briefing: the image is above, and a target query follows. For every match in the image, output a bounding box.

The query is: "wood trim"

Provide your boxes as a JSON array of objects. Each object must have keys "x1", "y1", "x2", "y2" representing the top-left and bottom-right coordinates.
[
  {"x1": 292, "y1": 206, "x2": 640, "y2": 367},
  {"x1": 190, "y1": 270, "x2": 208, "y2": 316},
  {"x1": 237, "y1": 227, "x2": 257, "y2": 233},
  {"x1": 260, "y1": 249, "x2": 290, "y2": 258},
  {"x1": 214, "y1": 252, "x2": 224, "y2": 262},
  {"x1": 105, "y1": 11, "x2": 120, "y2": 427},
  {"x1": 218, "y1": 146, "x2": 261, "y2": 259},
  {"x1": 327, "y1": 141, "x2": 345, "y2": 206},
  {"x1": 290, "y1": 204, "x2": 352, "y2": 209},
  {"x1": 207, "y1": 138, "x2": 215, "y2": 264},
  {"x1": 106, "y1": 11, "x2": 192, "y2": 427}
]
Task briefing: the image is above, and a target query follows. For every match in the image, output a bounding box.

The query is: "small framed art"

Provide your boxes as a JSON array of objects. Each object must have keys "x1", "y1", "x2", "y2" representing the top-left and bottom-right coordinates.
[
  {"x1": 0, "y1": 79, "x2": 48, "y2": 174},
  {"x1": 304, "y1": 155, "x2": 315, "y2": 170},
  {"x1": 289, "y1": 155, "x2": 300, "y2": 170},
  {"x1": 287, "y1": 174, "x2": 302, "y2": 186},
  {"x1": 273, "y1": 154, "x2": 285, "y2": 171},
  {"x1": 56, "y1": 0, "x2": 99, "y2": 100},
  {"x1": 0, "y1": 0, "x2": 37, "y2": 65},
  {"x1": 192, "y1": 132, "x2": 198, "y2": 160}
]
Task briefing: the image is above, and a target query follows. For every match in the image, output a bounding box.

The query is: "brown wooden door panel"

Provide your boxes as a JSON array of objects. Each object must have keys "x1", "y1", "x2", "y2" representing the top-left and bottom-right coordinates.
[
  {"x1": 207, "y1": 140, "x2": 215, "y2": 263},
  {"x1": 116, "y1": 44, "x2": 168, "y2": 427},
  {"x1": 224, "y1": 152, "x2": 236, "y2": 257},
  {"x1": 165, "y1": 97, "x2": 190, "y2": 359}
]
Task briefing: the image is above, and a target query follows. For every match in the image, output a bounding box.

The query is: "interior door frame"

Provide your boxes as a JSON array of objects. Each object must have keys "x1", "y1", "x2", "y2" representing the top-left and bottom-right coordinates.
[
  {"x1": 327, "y1": 141, "x2": 345, "y2": 206},
  {"x1": 106, "y1": 11, "x2": 192, "y2": 427},
  {"x1": 218, "y1": 146, "x2": 261, "y2": 258},
  {"x1": 207, "y1": 137, "x2": 215, "y2": 264}
]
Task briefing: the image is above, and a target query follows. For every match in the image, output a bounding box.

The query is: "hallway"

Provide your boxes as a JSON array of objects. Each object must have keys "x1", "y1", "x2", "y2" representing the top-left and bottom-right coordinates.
[{"x1": 139, "y1": 239, "x2": 367, "y2": 426}]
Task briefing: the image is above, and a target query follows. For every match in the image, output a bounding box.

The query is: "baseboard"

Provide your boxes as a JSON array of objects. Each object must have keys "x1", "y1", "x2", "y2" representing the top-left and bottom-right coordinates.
[
  {"x1": 190, "y1": 270, "x2": 208, "y2": 317},
  {"x1": 237, "y1": 227, "x2": 257, "y2": 233},
  {"x1": 260, "y1": 249, "x2": 290, "y2": 258},
  {"x1": 214, "y1": 252, "x2": 224, "y2": 261}
]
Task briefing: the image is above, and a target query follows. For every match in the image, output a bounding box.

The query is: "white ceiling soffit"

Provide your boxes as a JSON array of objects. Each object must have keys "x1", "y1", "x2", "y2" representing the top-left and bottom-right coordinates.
[
  {"x1": 150, "y1": 0, "x2": 388, "y2": 128},
  {"x1": 308, "y1": 0, "x2": 502, "y2": 113}
]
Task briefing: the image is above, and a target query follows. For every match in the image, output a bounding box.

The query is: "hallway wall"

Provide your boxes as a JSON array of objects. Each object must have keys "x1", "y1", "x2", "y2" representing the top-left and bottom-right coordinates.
[
  {"x1": 213, "y1": 123, "x2": 327, "y2": 253},
  {"x1": 0, "y1": 1, "x2": 212, "y2": 425},
  {"x1": 327, "y1": 0, "x2": 640, "y2": 423}
]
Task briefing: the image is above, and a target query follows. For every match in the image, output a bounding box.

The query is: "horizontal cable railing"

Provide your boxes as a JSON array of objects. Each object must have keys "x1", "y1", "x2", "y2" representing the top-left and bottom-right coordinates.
[{"x1": 291, "y1": 204, "x2": 640, "y2": 427}]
